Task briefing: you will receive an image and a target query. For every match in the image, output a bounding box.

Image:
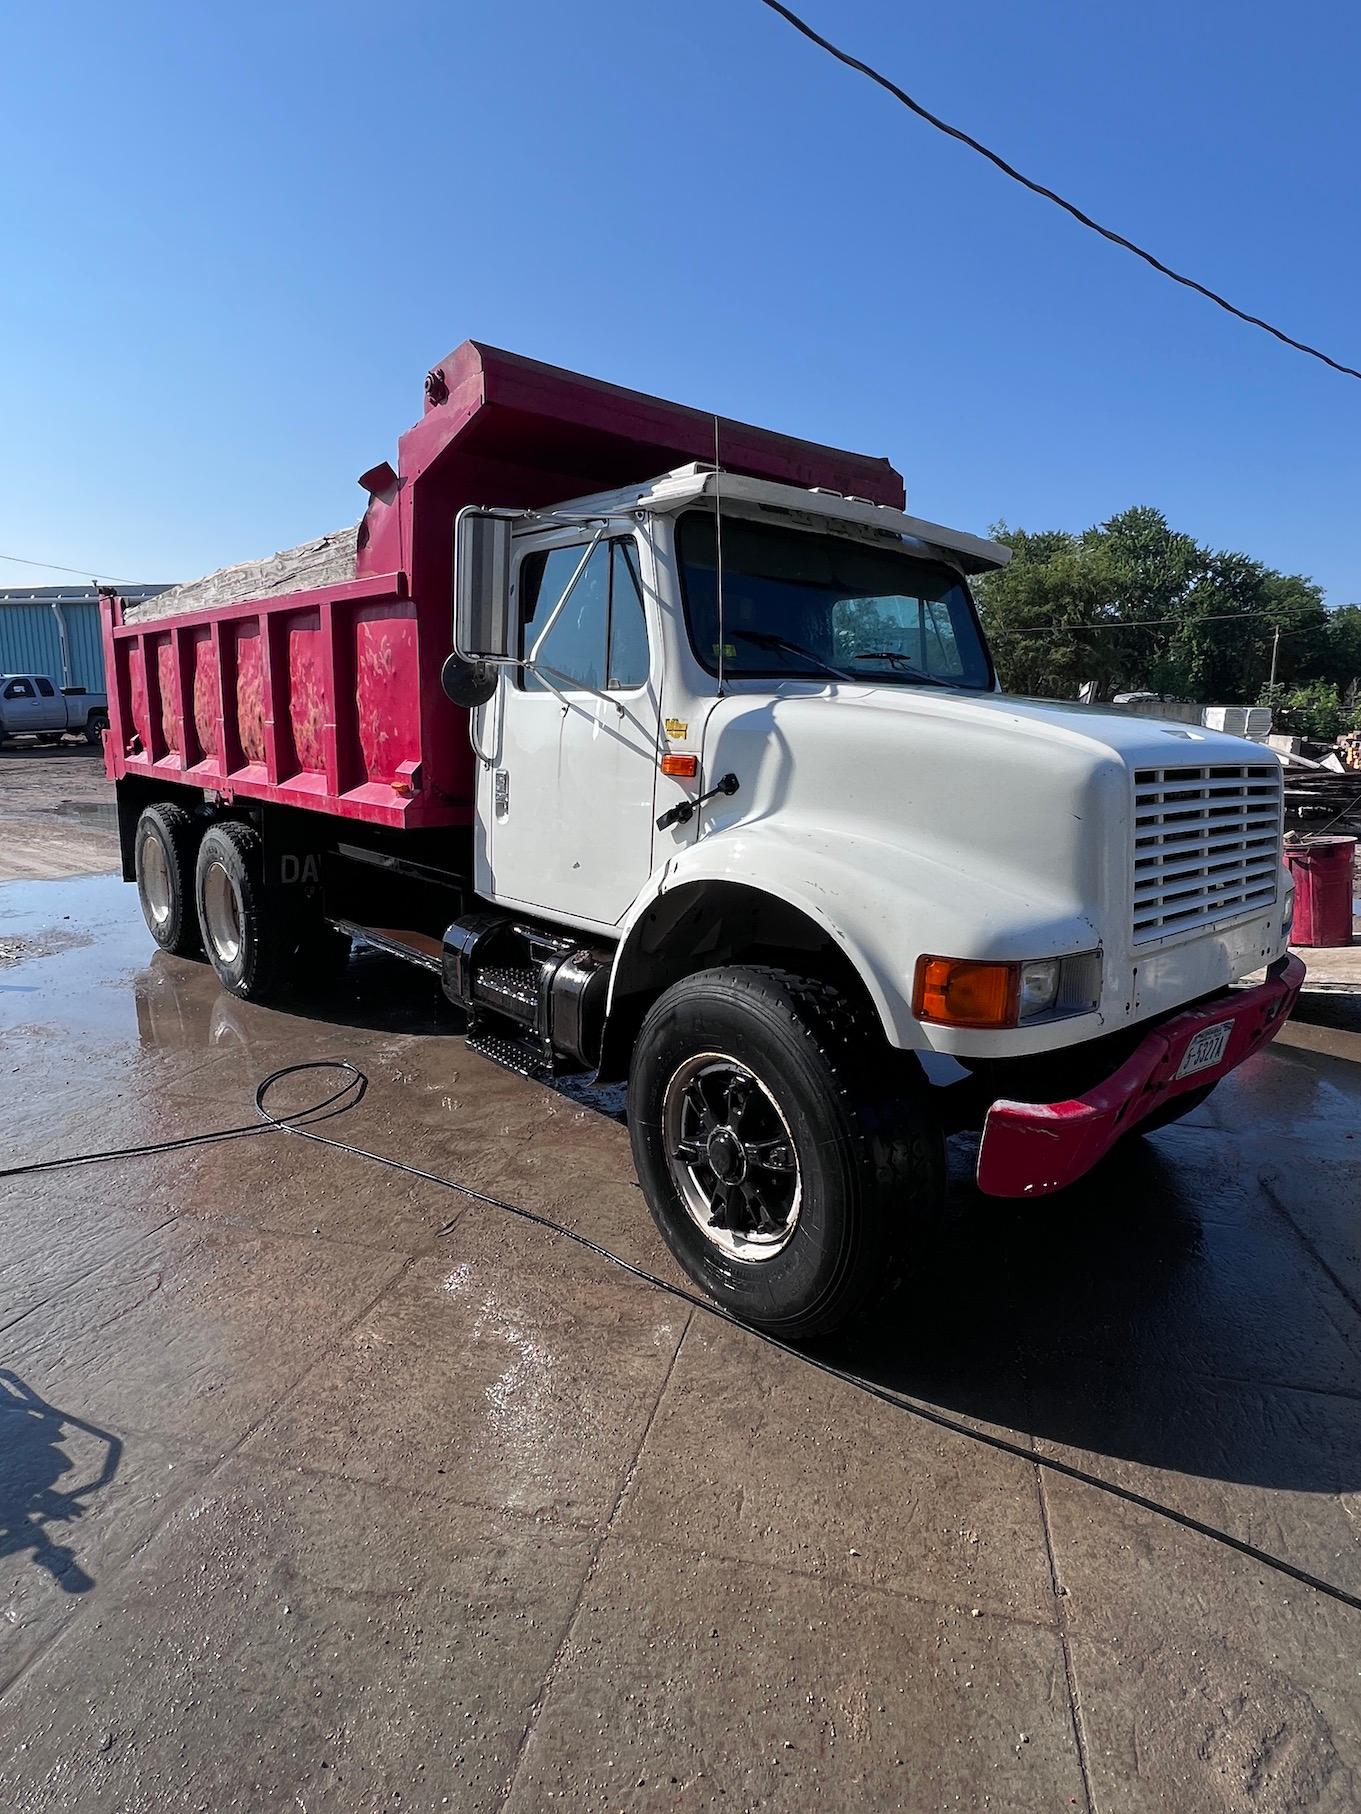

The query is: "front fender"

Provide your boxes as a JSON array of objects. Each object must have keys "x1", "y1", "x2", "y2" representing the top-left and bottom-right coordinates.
[{"x1": 610, "y1": 821, "x2": 1102, "y2": 1053}]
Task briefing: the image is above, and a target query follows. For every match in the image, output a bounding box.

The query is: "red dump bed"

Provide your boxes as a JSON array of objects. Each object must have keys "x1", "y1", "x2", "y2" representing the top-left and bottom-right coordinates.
[{"x1": 102, "y1": 341, "x2": 905, "y2": 829}]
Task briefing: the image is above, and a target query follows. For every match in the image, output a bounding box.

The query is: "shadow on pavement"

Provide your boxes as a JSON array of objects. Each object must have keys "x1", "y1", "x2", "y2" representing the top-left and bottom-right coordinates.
[
  {"x1": 0, "y1": 1371, "x2": 123, "y2": 1594},
  {"x1": 831, "y1": 1134, "x2": 1361, "y2": 1494}
]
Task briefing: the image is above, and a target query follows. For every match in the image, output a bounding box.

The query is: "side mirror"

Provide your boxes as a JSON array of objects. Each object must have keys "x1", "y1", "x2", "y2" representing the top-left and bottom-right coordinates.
[
  {"x1": 453, "y1": 507, "x2": 516, "y2": 662},
  {"x1": 440, "y1": 652, "x2": 497, "y2": 708}
]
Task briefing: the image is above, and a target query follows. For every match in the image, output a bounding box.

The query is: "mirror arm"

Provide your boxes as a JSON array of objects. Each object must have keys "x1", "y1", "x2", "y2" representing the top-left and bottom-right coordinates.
[
  {"x1": 526, "y1": 526, "x2": 607, "y2": 666},
  {"x1": 489, "y1": 654, "x2": 624, "y2": 715}
]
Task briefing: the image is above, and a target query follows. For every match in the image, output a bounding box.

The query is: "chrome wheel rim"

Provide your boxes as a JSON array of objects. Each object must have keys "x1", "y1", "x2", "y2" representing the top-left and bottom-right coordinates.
[
  {"x1": 662, "y1": 1053, "x2": 802, "y2": 1261},
  {"x1": 202, "y1": 861, "x2": 242, "y2": 963},
  {"x1": 141, "y1": 836, "x2": 173, "y2": 929}
]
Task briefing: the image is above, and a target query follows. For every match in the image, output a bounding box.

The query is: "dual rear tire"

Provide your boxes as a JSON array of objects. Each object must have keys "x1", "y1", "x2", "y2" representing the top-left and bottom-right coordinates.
[
  {"x1": 194, "y1": 821, "x2": 285, "y2": 1001},
  {"x1": 135, "y1": 802, "x2": 201, "y2": 958},
  {"x1": 134, "y1": 804, "x2": 348, "y2": 1002}
]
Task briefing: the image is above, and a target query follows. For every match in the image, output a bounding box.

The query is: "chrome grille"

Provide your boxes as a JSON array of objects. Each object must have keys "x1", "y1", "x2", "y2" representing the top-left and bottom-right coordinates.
[{"x1": 1132, "y1": 762, "x2": 1282, "y2": 945}]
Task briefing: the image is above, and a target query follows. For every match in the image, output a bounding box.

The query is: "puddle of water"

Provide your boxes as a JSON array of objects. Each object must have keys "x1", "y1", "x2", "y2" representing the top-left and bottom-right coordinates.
[{"x1": 0, "y1": 873, "x2": 154, "y2": 1045}]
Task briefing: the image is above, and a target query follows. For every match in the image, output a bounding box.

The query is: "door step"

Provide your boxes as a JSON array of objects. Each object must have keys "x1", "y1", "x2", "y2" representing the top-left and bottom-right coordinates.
[
  {"x1": 443, "y1": 913, "x2": 611, "y2": 1073},
  {"x1": 465, "y1": 1022, "x2": 554, "y2": 1080},
  {"x1": 474, "y1": 964, "x2": 539, "y2": 1020}
]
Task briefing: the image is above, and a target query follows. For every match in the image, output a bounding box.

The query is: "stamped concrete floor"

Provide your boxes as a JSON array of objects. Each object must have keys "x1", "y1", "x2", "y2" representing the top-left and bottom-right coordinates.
[{"x1": 0, "y1": 856, "x2": 1359, "y2": 1810}]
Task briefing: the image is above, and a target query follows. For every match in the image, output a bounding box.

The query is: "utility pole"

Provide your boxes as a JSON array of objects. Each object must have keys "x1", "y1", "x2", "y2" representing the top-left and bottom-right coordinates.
[{"x1": 1268, "y1": 625, "x2": 1281, "y2": 694}]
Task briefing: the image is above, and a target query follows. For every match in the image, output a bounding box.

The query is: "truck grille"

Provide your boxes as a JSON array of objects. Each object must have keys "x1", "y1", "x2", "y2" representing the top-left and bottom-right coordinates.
[{"x1": 1132, "y1": 762, "x2": 1282, "y2": 945}]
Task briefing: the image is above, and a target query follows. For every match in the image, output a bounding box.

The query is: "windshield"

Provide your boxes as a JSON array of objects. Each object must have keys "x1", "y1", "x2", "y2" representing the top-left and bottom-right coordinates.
[{"x1": 676, "y1": 511, "x2": 993, "y2": 690}]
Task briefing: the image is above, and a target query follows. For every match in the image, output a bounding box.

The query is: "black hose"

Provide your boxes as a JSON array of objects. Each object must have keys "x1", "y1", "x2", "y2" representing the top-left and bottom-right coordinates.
[{"x1": 3, "y1": 1058, "x2": 1358, "y2": 1617}]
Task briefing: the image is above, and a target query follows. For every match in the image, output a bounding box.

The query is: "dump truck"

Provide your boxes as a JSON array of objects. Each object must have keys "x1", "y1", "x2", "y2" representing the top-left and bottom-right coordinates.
[{"x1": 101, "y1": 341, "x2": 1304, "y2": 1336}]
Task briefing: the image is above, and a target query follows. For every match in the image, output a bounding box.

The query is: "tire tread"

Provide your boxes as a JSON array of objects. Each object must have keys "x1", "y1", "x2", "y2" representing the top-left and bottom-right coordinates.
[
  {"x1": 195, "y1": 820, "x2": 282, "y2": 1002},
  {"x1": 631, "y1": 964, "x2": 943, "y2": 1339},
  {"x1": 136, "y1": 800, "x2": 201, "y2": 957}
]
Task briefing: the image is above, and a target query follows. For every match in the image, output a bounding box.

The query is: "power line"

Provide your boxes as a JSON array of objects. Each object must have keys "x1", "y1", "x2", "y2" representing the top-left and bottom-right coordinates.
[
  {"x1": 757, "y1": 0, "x2": 1361, "y2": 383},
  {"x1": 996, "y1": 609, "x2": 1315, "y2": 635},
  {"x1": 0, "y1": 551, "x2": 141, "y2": 585}
]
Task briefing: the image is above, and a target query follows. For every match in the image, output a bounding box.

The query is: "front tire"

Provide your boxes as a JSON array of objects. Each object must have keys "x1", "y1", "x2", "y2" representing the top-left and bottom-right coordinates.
[
  {"x1": 194, "y1": 821, "x2": 283, "y2": 1002},
  {"x1": 628, "y1": 966, "x2": 944, "y2": 1340},
  {"x1": 135, "y1": 802, "x2": 202, "y2": 957},
  {"x1": 84, "y1": 711, "x2": 109, "y2": 746}
]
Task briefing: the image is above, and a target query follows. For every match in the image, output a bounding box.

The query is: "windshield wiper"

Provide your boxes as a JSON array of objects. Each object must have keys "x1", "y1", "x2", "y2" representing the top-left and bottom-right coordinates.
[
  {"x1": 852, "y1": 651, "x2": 952, "y2": 688},
  {"x1": 730, "y1": 628, "x2": 855, "y2": 683}
]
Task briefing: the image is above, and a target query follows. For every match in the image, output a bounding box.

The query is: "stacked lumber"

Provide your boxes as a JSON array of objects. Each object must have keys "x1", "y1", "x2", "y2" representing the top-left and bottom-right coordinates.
[{"x1": 1283, "y1": 767, "x2": 1361, "y2": 827}]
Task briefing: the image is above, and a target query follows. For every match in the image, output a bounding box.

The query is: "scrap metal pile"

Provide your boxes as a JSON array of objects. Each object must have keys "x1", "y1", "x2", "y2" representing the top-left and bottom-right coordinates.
[{"x1": 1280, "y1": 736, "x2": 1361, "y2": 830}]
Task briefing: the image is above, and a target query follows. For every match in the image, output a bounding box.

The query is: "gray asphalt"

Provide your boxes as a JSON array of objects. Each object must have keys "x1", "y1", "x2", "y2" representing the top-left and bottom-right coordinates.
[{"x1": 1, "y1": 744, "x2": 1359, "y2": 1811}]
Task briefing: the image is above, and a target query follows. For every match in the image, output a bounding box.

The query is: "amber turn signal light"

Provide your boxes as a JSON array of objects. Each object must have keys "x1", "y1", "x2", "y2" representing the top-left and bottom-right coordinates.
[
  {"x1": 660, "y1": 754, "x2": 699, "y2": 779},
  {"x1": 912, "y1": 956, "x2": 1019, "y2": 1029}
]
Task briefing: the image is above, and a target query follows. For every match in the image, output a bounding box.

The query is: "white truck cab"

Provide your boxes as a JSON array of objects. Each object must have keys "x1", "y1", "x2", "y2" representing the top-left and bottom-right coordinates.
[
  {"x1": 442, "y1": 467, "x2": 1302, "y2": 1334},
  {"x1": 463, "y1": 466, "x2": 1294, "y2": 1047}
]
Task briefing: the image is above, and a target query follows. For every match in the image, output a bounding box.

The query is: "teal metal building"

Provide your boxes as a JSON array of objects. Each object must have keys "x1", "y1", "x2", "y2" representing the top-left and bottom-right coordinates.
[{"x1": 0, "y1": 585, "x2": 171, "y2": 691}]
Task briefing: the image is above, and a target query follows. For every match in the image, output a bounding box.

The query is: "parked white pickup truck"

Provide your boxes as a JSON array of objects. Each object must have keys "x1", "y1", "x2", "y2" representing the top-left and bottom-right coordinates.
[{"x1": 0, "y1": 674, "x2": 109, "y2": 746}]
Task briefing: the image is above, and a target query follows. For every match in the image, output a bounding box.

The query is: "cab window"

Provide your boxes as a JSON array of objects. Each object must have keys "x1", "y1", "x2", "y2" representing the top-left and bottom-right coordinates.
[
  {"x1": 35, "y1": 677, "x2": 55, "y2": 697},
  {"x1": 4, "y1": 679, "x2": 34, "y2": 699},
  {"x1": 607, "y1": 541, "x2": 649, "y2": 688},
  {"x1": 519, "y1": 539, "x2": 649, "y2": 692}
]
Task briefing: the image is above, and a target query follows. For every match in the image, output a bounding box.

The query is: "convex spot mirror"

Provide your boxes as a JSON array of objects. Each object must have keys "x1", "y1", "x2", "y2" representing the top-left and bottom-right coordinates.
[
  {"x1": 440, "y1": 653, "x2": 497, "y2": 708},
  {"x1": 453, "y1": 507, "x2": 516, "y2": 662}
]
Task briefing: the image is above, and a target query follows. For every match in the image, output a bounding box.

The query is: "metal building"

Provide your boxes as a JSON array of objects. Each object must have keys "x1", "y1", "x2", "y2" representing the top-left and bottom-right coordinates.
[{"x1": 0, "y1": 585, "x2": 172, "y2": 690}]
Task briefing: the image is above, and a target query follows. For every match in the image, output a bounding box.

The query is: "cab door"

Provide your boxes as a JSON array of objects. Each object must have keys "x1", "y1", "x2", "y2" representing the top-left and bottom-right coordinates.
[
  {"x1": 2, "y1": 677, "x2": 44, "y2": 733},
  {"x1": 481, "y1": 533, "x2": 660, "y2": 930}
]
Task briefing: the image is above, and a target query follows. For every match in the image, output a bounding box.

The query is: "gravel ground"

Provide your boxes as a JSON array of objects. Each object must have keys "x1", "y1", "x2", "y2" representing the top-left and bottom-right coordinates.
[{"x1": 0, "y1": 743, "x2": 119, "y2": 881}]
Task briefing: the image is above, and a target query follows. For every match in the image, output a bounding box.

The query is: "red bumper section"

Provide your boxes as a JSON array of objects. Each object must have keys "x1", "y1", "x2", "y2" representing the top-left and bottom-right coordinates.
[{"x1": 975, "y1": 954, "x2": 1305, "y2": 1199}]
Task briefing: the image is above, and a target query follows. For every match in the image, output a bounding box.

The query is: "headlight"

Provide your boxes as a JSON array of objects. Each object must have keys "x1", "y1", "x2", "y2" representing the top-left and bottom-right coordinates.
[
  {"x1": 1018, "y1": 959, "x2": 1060, "y2": 1018},
  {"x1": 913, "y1": 951, "x2": 1102, "y2": 1028}
]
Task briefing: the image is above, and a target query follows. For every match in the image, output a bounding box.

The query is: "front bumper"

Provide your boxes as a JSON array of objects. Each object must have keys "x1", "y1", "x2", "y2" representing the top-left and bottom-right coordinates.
[{"x1": 975, "y1": 954, "x2": 1305, "y2": 1198}]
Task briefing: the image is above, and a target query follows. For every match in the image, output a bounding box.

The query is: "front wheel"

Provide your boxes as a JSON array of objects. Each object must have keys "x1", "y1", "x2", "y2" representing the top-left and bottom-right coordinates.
[
  {"x1": 84, "y1": 711, "x2": 109, "y2": 746},
  {"x1": 629, "y1": 966, "x2": 944, "y2": 1340}
]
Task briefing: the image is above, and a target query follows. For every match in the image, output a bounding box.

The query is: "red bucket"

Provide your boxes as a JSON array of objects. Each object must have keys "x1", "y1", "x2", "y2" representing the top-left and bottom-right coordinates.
[{"x1": 1283, "y1": 837, "x2": 1356, "y2": 947}]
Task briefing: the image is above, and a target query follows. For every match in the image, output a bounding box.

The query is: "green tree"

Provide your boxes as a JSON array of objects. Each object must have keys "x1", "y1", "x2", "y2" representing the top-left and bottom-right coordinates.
[
  {"x1": 975, "y1": 506, "x2": 1327, "y2": 704},
  {"x1": 974, "y1": 525, "x2": 1120, "y2": 698},
  {"x1": 1317, "y1": 604, "x2": 1361, "y2": 695},
  {"x1": 1259, "y1": 679, "x2": 1345, "y2": 743}
]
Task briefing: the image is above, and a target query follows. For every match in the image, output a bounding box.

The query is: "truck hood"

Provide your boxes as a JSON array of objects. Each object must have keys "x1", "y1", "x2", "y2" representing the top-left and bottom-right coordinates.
[{"x1": 698, "y1": 683, "x2": 1271, "y2": 937}]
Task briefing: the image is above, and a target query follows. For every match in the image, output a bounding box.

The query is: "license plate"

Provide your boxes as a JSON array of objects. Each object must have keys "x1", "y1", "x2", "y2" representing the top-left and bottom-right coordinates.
[{"x1": 1176, "y1": 1019, "x2": 1233, "y2": 1080}]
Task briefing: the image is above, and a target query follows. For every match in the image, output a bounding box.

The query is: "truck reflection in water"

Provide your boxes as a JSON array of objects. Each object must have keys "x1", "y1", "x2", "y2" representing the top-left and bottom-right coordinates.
[
  {"x1": 130, "y1": 943, "x2": 461, "y2": 1057},
  {"x1": 0, "y1": 1370, "x2": 122, "y2": 1594}
]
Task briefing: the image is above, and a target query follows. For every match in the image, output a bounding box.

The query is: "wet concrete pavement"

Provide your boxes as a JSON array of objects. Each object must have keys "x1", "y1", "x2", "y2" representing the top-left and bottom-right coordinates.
[{"x1": 1, "y1": 830, "x2": 1359, "y2": 1808}]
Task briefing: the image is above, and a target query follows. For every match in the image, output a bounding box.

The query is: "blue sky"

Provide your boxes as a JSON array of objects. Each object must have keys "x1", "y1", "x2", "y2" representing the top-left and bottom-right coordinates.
[{"x1": 4, "y1": 0, "x2": 1358, "y2": 601}]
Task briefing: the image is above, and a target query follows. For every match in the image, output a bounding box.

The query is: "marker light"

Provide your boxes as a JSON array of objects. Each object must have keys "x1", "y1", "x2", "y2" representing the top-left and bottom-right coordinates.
[
  {"x1": 913, "y1": 957, "x2": 1019, "y2": 1029},
  {"x1": 913, "y1": 951, "x2": 1103, "y2": 1028},
  {"x1": 660, "y1": 754, "x2": 699, "y2": 779}
]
